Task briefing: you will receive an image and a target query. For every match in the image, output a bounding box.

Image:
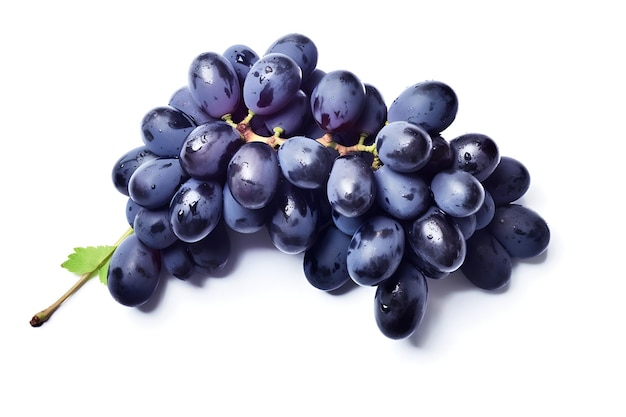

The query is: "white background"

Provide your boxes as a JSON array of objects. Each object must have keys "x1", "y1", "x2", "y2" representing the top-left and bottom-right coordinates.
[{"x1": 2, "y1": 1, "x2": 624, "y2": 415}]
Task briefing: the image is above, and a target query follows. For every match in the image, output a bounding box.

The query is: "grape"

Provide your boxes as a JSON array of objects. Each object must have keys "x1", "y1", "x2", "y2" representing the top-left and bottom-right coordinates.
[
  {"x1": 267, "y1": 179, "x2": 320, "y2": 255},
  {"x1": 263, "y1": 89, "x2": 311, "y2": 136},
  {"x1": 387, "y1": 80, "x2": 458, "y2": 135},
  {"x1": 222, "y1": 181, "x2": 270, "y2": 234},
  {"x1": 107, "y1": 234, "x2": 162, "y2": 307},
  {"x1": 418, "y1": 133, "x2": 453, "y2": 181},
  {"x1": 125, "y1": 197, "x2": 142, "y2": 227},
  {"x1": 449, "y1": 133, "x2": 500, "y2": 181},
  {"x1": 169, "y1": 86, "x2": 216, "y2": 126},
  {"x1": 373, "y1": 165, "x2": 431, "y2": 221},
  {"x1": 350, "y1": 83, "x2": 387, "y2": 138},
  {"x1": 187, "y1": 220, "x2": 230, "y2": 274},
  {"x1": 301, "y1": 68, "x2": 326, "y2": 96},
  {"x1": 179, "y1": 120, "x2": 243, "y2": 182},
  {"x1": 310, "y1": 70, "x2": 366, "y2": 132},
  {"x1": 474, "y1": 190, "x2": 496, "y2": 230},
  {"x1": 188, "y1": 52, "x2": 241, "y2": 118},
  {"x1": 161, "y1": 240, "x2": 196, "y2": 280},
  {"x1": 277, "y1": 135, "x2": 335, "y2": 190},
  {"x1": 112, "y1": 146, "x2": 159, "y2": 196},
  {"x1": 331, "y1": 205, "x2": 379, "y2": 236},
  {"x1": 403, "y1": 241, "x2": 450, "y2": 281},
  {"x1": 326, "y1": 154, "x2": 376, "y2": 217},
  {"x1": 243, "y1": 52, "x2": 302, "y2": 115},
  {"x1": 313, "y1": 186, "x2": 334, "y2": 230},
  {"x1": 331, "y1": 129, "x2": 360, "y2": 147},
  {"x1": 265, "y1": 33, "x2": 318, "y2": 81},
  {"x1": 461, "y1": 229, "x2": 512, "y2": 291},
  {"x1": 223, "y1": 44, "x2": 259, "y2": 86},
  {"x1": 430, "y1": 168, "x2": 485, "y2": 218},
  {"x1": 140, "y1": 106, "x2": 196, "y2": 157},
  {"x1": 375, "y1": 121, "x2": 432, "y2": 173},
  {"x1": 347, "y1": 215, "x2": 405, "y2": 286},
  {"x1": 487, "y1": 204, "x2": 550, "y2": 259},
  {"x1": 169, "y1": 177, "x2": 223, "y2": 243},
  {"x1": 482, "y1": 156, "x2": 531, "y2": 206},
  {"x1": 374, "y1": 260, "x2": 428, "y2": 339},
  {"x1": 128, "y1": 157, "x2": 188, "y2": 209},
  {"x1": 227, "y1": 141, "x2": 280, "y2": 209},
  {"x1": 452, "y1": 213, "x2": 477, "y2": 240},
  {"x1": 405, "y1": 206, "x2": 466, "y2": 275},
  {"x1": 303, "y1": 225, "x2": 352, "y2": 291},
  {"x1": 133, "y1": 206, "x2": 178, "y2": 250}
]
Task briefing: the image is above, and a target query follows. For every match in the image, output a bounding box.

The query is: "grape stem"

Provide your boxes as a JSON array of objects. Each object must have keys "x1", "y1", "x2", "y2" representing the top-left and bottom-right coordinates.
[
  {"x1": 30, "y1": 227, "x2": 134, "y2": 327},
  {"x1": 222, "y1": 110, "x2": 381, "y2": 167}
]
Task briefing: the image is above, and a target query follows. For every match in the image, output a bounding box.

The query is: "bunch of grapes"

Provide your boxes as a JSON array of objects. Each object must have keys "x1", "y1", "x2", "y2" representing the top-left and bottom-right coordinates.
[{"x1": 109, "y1": 33, "x2": 550, "y2": 340}]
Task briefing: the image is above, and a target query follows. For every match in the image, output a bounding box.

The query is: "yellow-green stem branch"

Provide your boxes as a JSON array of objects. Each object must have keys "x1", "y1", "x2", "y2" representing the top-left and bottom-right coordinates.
[{"x1": 30, "y1": 227, "x2": 134, "y2": 327}]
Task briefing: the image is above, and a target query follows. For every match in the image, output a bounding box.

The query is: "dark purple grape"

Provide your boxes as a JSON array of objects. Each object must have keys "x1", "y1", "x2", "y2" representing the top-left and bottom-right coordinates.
[
  {"x1": 112, "y1": 146, "x2": 159, "y2": 196},
  {"x1": 313, "y1": 185, "x2": 334, "y2": 230},
  {"x1": 263, "y1": 90, "x2": 310, "y2": 136},
  {"x1": 303, "y1": 225, "x2": 352, "y2": 291},
  {"x1": 406, "y1": 206, "x2": 466, "y2": 274},
  {"x1": 374, "y1": 260, "x2": 428, "y2": 339},
  {"x1": 326, "y1": 154, "x2": 376, "y2": 217},
  {"x1": 430, "y1": 168, "x2": 485, "y2": 218},
  {"x1": 265, "y1": 33, "x2": 318, "y2": 81},
  {"x1": 474, "y1": 190, "x2": 496, "y2": 230},
  {"x1": 452, "y1": 214, "x2": 477, "y2": 240},
  {"x1": 169, "y1": 86, "x2": 216, "y2": 125},
  {"x1": 347, "y1": 215, "x2": 405, "y2": 286},
  {"x1": 373, "y1": 165, "x2": 431, "y2": 221},
  {"x1": 277, "y1": 135, "x2": 334, "y2": 189},
  {"x1": 161, "y1": 240, "x2": 196, "y2": 280},
  {"x1": 128, "y1": 157, "x2": 188, "y2": 209},
  {"x1": 179, "y1": 121, "x2": 243, "y2": 182},
  {"x1": 461, "y1": 228, "x2": 512, "y2": 290},
  {"x1": 187, "y1": 220, "x2": 230, "y2": 274},
  {"x1": 449, "y1": 133, "x2": 500, "y2": 181},
  {"x1": 169, "y1": 178, "x2": 223, "y2": 243},
  {"x1": 227, "y1": 141, "x2": 280, "y2": 209},
  {"x1": 350, "y1": 83, "x2": 387, "y2": 138},
  {"x1": 403, "y1": 238, "x2": 450, "y2": 281},
  {"x1": 188, "y1": 52, "x2": 241, "y2": 118},
  {"x1": 223, "y1": 44, "x2": 259, "y2": 86},
  {"x1": 107, "y1": 234, "x2": 162, "y2": 307},
  {"x1": 330, "y1": 201, "x2": 381, "y2": 235},
  {"x1": 487, "y1": 204, "x2": 550, "y2": 259},
  {"x1": 482, "y1": 156, "x2": 531, "y2": 206},
  {"x1": 418, "y1": 133, "x2": 453, "y2": 181},
  {"x1": 125, "y1": 197, "x2": 142, "y2": 227},
  {"x1": 267, "y1": 179, "x2": 320, "y2": 255},
  {"x1": 375, "y1": 121, "x2": 432, "y2": 173},
  {"x1": 331, "y1": 129, "x2": 360, "y2": 147},
  {"x1": 301, "y1": 68, "x2": 326, "y2": 96},
  {"x1": 243, "y1": 52, "x2": 302, "y2": 115},
  {"x1": 310, "y1": 70, "x2": 366, "y2": 132},
  {"x1": 140, "y1": 106, "x2": 196, "y2": 157},
  {"x1": 222, "y1": 181, "x2": 271, "y2": 234},
  {"x1": 387, "y1": 80, "x2": 458, "y2": 135},
  {"x1": 133, "y1": 206, "x2": 178, "y2": 250}
]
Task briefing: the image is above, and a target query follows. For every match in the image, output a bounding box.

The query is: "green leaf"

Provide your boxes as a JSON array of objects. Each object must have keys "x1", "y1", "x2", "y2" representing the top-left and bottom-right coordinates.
[{"x1": 61, "y1": 246, "x2": 117, "y2": 282}]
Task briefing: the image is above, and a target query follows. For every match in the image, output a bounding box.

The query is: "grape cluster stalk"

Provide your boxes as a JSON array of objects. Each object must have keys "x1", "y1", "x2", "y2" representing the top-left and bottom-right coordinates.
[{"x1": 31, "y1": 33, "x2": 550, "y2": 339}]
